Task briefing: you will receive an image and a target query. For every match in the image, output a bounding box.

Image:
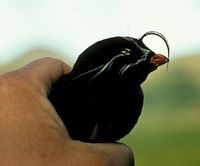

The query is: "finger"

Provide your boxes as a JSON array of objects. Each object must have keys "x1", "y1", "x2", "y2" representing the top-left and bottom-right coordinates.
[
  {"x1": 19, "y1": 57, "x2": 72, "y2": 95},
  {"x1": 67, "y1": 141, "x2": 134, "y2": 166},
  {"x1": 91, "y1": 143, "x2": 135, "y2": 166},
  {"x1": 105, "y1": 143, "x2": 135, "y2": 166}
]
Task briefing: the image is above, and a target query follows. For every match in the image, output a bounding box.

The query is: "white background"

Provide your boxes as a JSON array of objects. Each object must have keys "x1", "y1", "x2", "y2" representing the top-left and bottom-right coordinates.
[{"x1": 0, "y1": 0, "x2": 199, "y2": 64}]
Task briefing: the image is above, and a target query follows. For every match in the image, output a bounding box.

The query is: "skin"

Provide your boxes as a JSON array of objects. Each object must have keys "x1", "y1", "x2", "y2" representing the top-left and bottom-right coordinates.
[{"x1": 0, "y1": 58, "x2": 134, "y2": 166}]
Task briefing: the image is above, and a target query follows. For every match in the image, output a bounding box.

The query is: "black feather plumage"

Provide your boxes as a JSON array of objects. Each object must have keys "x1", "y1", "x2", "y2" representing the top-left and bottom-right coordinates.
[{"x1": 48, "y1": 31, "x2": 169, "y2": 142}]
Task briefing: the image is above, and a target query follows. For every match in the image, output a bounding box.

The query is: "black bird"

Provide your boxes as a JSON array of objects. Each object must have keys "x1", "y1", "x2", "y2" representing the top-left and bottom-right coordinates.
[{"x1": 48, "y1": 31, "x2": 170, "y2": 143}]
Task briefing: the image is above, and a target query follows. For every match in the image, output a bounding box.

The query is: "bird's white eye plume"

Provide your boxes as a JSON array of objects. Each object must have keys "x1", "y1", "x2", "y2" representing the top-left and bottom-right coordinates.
[
  {"x1": 139, "y1": 31, "x2": 170, "y2": 70},
  {"x1": 140, "y1": 31, "x2": 170, "y2": 59}
]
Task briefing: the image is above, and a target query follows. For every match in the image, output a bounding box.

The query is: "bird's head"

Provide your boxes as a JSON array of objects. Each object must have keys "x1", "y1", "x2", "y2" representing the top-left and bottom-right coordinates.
[
  {"x1": 124, "y1": 31, "x2": 169, "y2": 70},
  {"x1": 118, "y1": 31, "x2": 169, "y2": 84},
  {"x1": 73, "y1": 31, "x2": 169, "y2": 84}
]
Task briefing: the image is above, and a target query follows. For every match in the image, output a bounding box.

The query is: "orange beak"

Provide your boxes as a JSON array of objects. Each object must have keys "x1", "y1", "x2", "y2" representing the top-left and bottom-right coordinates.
[{"x1": 150, "y1": 54, "x2": 169, "y2": 66}]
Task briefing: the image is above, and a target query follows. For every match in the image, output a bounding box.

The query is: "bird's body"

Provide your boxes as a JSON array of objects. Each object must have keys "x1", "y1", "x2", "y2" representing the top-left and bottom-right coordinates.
[{"x1": 49, "y1": 32, "x2": 169, "y2": 142}]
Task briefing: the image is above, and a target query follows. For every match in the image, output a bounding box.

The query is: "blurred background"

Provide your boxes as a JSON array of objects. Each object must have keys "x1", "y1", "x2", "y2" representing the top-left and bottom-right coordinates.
[{"x1": 0, "y1": 0, "x2": 199, "y2": 165}]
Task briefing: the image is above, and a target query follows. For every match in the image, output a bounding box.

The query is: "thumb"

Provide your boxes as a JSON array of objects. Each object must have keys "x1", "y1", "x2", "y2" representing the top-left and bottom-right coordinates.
[{"x1": 19, "y1": 57, "x2": 72, "y2": 95}]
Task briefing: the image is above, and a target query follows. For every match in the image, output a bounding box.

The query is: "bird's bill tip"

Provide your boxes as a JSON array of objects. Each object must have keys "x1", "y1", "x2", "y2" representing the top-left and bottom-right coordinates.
[{"x1": 149, "y1": 54, "x2": 169, "y2": 66}]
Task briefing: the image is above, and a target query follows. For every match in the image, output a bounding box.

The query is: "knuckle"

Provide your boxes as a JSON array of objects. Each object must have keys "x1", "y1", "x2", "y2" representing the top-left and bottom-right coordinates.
[{"x1": 0, "y1": 71, "x2": 32, "y2": 94}]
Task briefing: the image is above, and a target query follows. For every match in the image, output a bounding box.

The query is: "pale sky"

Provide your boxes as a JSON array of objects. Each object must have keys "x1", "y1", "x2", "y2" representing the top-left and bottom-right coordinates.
[{"x1": 0, "y1": 0, "x2": 199, "y2": 64}]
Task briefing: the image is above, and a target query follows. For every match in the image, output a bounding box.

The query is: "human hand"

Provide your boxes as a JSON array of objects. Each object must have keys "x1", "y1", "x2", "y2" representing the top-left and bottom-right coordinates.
[{"x1": 0, "y1": 58, "x2": 134, "y2": 166}]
